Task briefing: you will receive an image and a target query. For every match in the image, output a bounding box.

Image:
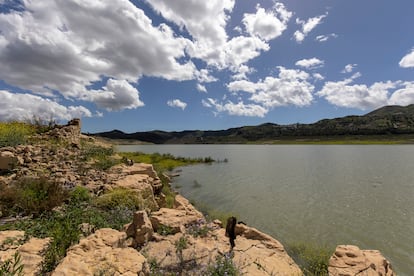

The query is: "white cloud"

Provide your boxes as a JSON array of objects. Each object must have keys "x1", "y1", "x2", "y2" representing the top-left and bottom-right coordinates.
[
  {"x1": 399, "y1": 49, "x2": 414, "y2": 68},
  {"x1": 231, "y1": 65, "x2": 255, "y2": 80},
  {"x1": 146, "y1": 0, "x2": 236, "y2": 68},
  {"x1": 313, "y1": 73, "x2": 325, "y2": 80},
  {"x1": 295, "y1": 58, "x2": 324, "y2": 69},
  {"x1": 224, "y1": 36, "x2": 270, "y2": 69},
  {"x1": 87, "y1": 79, "x2": 144, "y2": 111},
  {"x1": 196, "y1": 83, "x2": 207, "y2": 93},
  {"x1": 202, "y1": 98, "x2": 268, "y2": 117},
  {"x1": 242, "y1": 3, "x2": 292, "y2": 41},
  {"x1": 389, "y1": 82, "x2": 414, "y2": 105},
  {"x1": 167, "y1": 99, "x2": 187, "y2": 110},
  {"x1": 294, "y1": 13, "x2": 328, "y2": 43},
  {"x1": 315, "y1": 33, "x2": 338, "y2": 42},
  {"x1": 195, "y1": 69, "x2": 218, "y2": 83},
  {"x1": 0, "y1": 90, "x2": 92, "y2": 121},
  {"x1": 0, "y1": 0, "x2": 196, "y2": 111},
  {"x1": 317, "y1": 76, "x2": 414, "y2": 110},
  {"x1": 228, "y1": 67, "x2": 315, "y2": 108},
  {"x1": 342, "y1": 64, "x2": 358, "y2": 73}
]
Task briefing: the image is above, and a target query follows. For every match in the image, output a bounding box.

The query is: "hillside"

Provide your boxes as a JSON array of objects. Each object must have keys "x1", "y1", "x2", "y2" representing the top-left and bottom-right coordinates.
[{"x1": 92, "y1": 105, "x2": 414, "y2": 144}]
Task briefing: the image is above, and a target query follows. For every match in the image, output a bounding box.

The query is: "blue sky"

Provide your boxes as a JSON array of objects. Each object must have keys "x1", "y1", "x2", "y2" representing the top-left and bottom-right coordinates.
[{"x1": 1, "y1": 0, "x2": 414, "y2": 133}]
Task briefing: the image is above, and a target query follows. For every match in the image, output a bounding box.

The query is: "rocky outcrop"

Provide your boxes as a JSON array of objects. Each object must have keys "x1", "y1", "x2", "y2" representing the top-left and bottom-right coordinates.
[
  {"x1": 143, "y1": 204, "x2": 302, "y2": 276},
  {"x1": 52, "y1": 228, "x2": 148, "y2": 276},
  {"x1": 110, "y1": 163, "x2": 163, "y2": 194},
  {"x1": 328, "y1": 245, "x2": 395, "y2": 276},
  {"x1": 0, "y1": 230, "x2": 50, "y2": 276},
  {"x1": 124, "y1": 211, "x2": 153, "y2": 248}
]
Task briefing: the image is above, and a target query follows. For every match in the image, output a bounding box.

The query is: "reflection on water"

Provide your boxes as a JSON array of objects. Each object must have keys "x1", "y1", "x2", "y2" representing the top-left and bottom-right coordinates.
[{"x1": 117, "y1": 144, "x2": 414, "y2": 275}]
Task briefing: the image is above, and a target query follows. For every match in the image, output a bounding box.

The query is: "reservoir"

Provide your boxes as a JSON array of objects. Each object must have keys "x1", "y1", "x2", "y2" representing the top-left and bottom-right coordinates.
[{"x1": 117, "y1": 144, "x2": 414, "y2": 275}]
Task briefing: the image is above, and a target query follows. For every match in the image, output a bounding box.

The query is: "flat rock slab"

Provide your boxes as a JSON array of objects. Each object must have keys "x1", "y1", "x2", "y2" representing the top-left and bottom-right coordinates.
[
  {"x1": 0, "y1": 230, "x2": 50, "y2": 276},
  {"x1": 53, "y1": 228, "x2": 147, "y2": 276}
]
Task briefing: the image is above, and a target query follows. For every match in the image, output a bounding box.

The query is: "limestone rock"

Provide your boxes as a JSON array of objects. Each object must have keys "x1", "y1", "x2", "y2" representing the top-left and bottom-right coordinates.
[
  {"x1": 150, "y1": 207, "x2": 204, "y2": 234},
  {"x1": 124, "y1": 211, "x2": 153, "y2": 247},
  {"x1": 142, "y1": 226, "x2": 302, "y2": 276},
  {"x1": 52, "y1": 228, "x2": 148, "y2": 276},
  {"x1": 328, "y1": 245, "x2": 395, "y2": 276},
  {"x1": 113, "y1": 174, "x2": 159, "y2": 211},
  {"x1": 0, "y1": 151, "x2": 18, "y2": 171},
  {"x1": 0, "y1": 231, "x2": 50, "y2": 276},
  {"x1": 112, "y1": 163, "x2": 163, "y2": 194}
]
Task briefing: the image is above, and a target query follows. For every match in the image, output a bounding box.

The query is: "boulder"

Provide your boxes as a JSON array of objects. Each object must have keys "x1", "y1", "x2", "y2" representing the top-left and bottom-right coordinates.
[
  {"x1": 328, "y1": 245, "x2": 395, "y2": 276},
  {"x1": 0, "y1": 151, "x2": 18, "y2": 171},
  {"x1": 124, "y1": 211, "x2": 153, "y2": 247},
  {"x1": 52, "y1": 228, "x2": 148, "y2": 276}
]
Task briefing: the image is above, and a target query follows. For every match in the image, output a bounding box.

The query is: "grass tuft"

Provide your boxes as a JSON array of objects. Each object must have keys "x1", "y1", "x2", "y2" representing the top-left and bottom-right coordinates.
[{"x1": 286, "y1": 242, "x2": 332, "y2": 276}]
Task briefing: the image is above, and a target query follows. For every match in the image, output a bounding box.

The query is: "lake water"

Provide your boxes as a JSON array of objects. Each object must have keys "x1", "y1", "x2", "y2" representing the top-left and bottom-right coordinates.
[{"x1": 117, "y1": 145, "x2": 414, "y2": 275}]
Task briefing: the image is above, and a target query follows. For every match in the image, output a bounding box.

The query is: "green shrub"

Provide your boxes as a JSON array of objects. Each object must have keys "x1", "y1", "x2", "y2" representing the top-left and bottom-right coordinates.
[
  {"x1": 156, "y1": 224, "x2": 175, "y2": 236},
  {"x1": 287, "y1": 242, "x2": 332, "y2": 276},
  {"x1": 0, "y1": 251, "x2": 24, "y2": 276},
  {"x1": 0, "y1": 177, "x2": 68, "y2": 217},
  {"x1": 81, "y1": 144, "x2": 118, "y2": 171},
  {"x1": 93, "y1": 188, "x2": 143, "y2": 211},
  {"x1": 206, "y1": 253, "x2": 239, "y2": 276},
  {"x1": 69, "y1": 186, "x2": 91, "y2": 205},
  {"x1": 0, "y1": 121, "x2": 35, "y2": 147}
]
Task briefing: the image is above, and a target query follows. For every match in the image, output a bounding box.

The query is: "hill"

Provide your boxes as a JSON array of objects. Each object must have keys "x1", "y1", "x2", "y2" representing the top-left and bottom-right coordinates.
[{"x1": 92, "y1": 104, "x2": 414, "y2": 144}]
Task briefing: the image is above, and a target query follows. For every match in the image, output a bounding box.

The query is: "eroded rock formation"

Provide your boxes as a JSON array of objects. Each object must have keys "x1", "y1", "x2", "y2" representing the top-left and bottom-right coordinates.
[{"x1": 328, "y1": 245, "x2": 395, "y2": 276}]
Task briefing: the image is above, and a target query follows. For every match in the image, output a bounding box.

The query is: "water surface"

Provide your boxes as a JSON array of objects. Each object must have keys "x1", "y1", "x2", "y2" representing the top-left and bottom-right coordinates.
[{"x1": 117, "y1": 144, "x2": 414, "y2": 275}]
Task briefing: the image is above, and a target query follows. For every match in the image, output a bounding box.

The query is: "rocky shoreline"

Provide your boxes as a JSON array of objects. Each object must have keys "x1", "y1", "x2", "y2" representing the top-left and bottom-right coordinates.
[{"x1": 0, "y1": 120, "x2": 395, "y2": 275}]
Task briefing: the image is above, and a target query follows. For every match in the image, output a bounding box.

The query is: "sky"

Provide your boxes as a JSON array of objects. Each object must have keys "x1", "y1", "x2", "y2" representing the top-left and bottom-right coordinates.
[{"x1": 1, "y1": 0, "x2": 414, "y2": 133}]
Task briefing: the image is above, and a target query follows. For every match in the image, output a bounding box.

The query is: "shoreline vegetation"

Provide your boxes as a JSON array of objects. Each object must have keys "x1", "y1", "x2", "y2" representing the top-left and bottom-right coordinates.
[
  {"x1": 101, "y1": 134, "x2": 414, "y2": 145},
  {"x1": 0, "y1": 120, "x2": 396, "y2": 275}
]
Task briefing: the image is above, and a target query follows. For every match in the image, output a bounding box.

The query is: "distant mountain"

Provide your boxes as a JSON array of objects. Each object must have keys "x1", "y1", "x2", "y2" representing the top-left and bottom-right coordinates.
[{"x1": 92, "y1": 105, "x2": 414, "y2": 144}]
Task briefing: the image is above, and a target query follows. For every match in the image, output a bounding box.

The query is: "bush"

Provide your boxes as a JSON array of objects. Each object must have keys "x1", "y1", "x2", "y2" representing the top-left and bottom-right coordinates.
[
  {"x1": 206, "y1": 253, "x2": 239, "y2": 276},
  {"x1": 69, "y1": 186, "x2": 91, "y2": 205},
  {"x1": 94, "y1": 188, "x2": 143, "y2": 211},
  {"x1": 0, "y1": 121, "x2": 35, "y2": 147},
  {"x1": 0, "y1": 177, "x2": 68, "y2": 217},
  {"x1": 81, "y1": 144, "x2": 118, "y2": 171},
  {"x1": 287, "y1": 242, "x2": 332, "y2": 276}
]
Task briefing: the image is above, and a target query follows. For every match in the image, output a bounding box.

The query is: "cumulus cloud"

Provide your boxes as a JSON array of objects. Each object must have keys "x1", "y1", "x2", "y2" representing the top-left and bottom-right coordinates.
[
  {"x1": 146, "y1": 0, "x2": 236, "y2": 67},
  {"x1": 399, "y1": 49, "x2": 414, "y2": 68},
  {"x1": 294, "y1": 13, "x2": 328, "y2": 43},
  {"x1": 196, "y1": 83, "x2": 207, "y2": 93},
  {"x1": 231, "y1": 65, "x2": 255, "y2": 80},
  {"x1": 295, "y1": 58, "x2": 324, "y2": 69},
  {"x1": 313, "y1": 73, "x2": 325, "y2": 80},
  {"x1": 317, "y1": 76, "x2": 414, "y2": 110},
  {"x1": 0, "y1": 90, "x2": 92, "y2": 121},
  {"x1": 228, "y1": 67, "x2": 315, "y2": 108},
  {"x1": 224, "y1": 36, "x2": 270, "y2": 69},
  {"x1": 167, "y1": 99, "x2": 187, "y2": 110},
  {"x1": 389, "y1": 82, "x2": 414, "y2": 105},
  {"x1": 0, "y1": 0, "x2": 196, "y2": 111},
  {"x1": 202, "y1": 98, "x2": 268, "y2": 117},
  {"x1": 195, "y1": 69, "x2": 218, "y2": 83},
  {"x1": 242, "y1": 3, "x2": 292, "y2": 41},
  {"x1": 315, "y1": 33, "x2": 338, "y2": 42},
  {"x1": 342, "y1": 64, "x2": 358, "y2": 73},
  {"x1": 87, "y1": 79, "x2": 144, "y2": 111}
]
